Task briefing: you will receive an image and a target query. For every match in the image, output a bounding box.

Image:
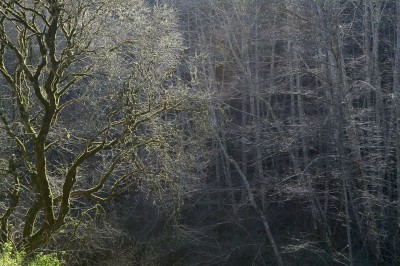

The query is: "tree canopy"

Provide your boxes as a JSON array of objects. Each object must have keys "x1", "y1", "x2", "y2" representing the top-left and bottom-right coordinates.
[{"x1": 0, "y1": 0, "x2": 204, "y2": 253}]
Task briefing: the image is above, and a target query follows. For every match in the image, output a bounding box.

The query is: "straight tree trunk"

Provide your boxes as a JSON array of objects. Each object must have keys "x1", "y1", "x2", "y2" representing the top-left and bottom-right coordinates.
[{"x1": 218, "y1": 138, "x2": 284, "y2": 266}]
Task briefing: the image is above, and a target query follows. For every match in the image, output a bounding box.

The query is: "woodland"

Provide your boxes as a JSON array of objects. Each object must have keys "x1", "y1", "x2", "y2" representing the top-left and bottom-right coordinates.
[{"x1": 0, "y1": 0, "x2": 400, "y2": 265}]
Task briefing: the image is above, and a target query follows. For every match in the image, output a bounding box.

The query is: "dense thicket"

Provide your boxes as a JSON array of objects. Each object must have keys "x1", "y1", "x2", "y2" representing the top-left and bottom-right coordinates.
[
  {"x1": 1, "y1": 0, "x2": 400, "y2": 265},
  {"x1": 173, "y1": 0, "x2": 400, "y2": 265}
]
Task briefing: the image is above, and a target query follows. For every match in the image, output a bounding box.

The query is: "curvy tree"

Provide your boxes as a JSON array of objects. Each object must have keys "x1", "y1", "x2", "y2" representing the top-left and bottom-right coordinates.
[{"x1": 0, "y1": 0, "x2": 196, "y2": 252}]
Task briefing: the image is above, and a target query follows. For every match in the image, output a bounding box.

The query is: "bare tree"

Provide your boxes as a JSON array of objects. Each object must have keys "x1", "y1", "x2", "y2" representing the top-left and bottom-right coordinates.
[{"x1": 0, "y1": 0, "x2": 200, "y2": 253}]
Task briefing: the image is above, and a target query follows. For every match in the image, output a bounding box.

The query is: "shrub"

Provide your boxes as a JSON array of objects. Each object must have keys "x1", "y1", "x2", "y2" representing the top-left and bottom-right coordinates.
[{"x1": 0, "y1": 243, "x2": 64, "y2": 266}]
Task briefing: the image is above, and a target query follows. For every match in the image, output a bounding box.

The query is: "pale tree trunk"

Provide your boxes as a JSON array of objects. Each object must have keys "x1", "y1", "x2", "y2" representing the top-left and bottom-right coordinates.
[
  {"x1": 360, "y1": 1, "x2": 385, "y2": 262},
  {"x1": 262, "y1": 32, "x2": 277, "y2": 212},
  {"x1": 315, "y1": 3, "x2": 355, "y2": 264},
  {"x1": 205, "y1": 38, "x2": 238, "y2": 212},
  {"x1": 290, "y1": 38, "x2": 335, "y2": 255},
  {"x1": 217, "y1": 138, "x2": 284, "y2": 266},
  {"x1": 394, "y1": 0, "x2": 400, "y2": 260},
  {"x1": 188, "y1": 5, "x2": 239, "y2": 212},
  {"x1": 333, "y1": 29, "x2": 355, "y2": 266},
  {"x1": 253, "y1": 12, "x2": 263, "y2": 184},
  {"x1": 396, "y1": 0, "x2": 400, "y2": 236}
]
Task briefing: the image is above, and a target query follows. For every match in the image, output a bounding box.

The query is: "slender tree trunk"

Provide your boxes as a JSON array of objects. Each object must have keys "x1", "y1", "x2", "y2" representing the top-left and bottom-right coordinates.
[
  {"x1": 315, "y1": 3, "x2": 355, "y2": 263},
  {"x1": 218, "y1": 138, "x2": 283, "y2": 266},
  {"x1": 394, "y1": 1, "x2": 400, "y2": 261}
]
